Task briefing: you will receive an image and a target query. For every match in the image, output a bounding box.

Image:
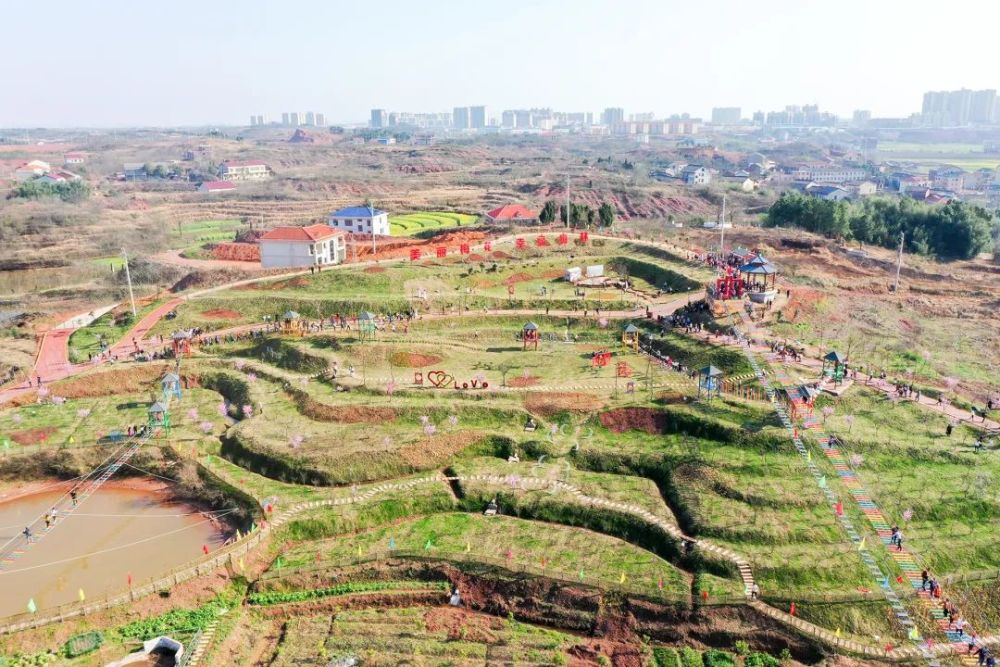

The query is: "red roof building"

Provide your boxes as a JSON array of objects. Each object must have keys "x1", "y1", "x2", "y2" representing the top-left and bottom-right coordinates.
[
  {"x1": 485, "y1": 204, "x2": 538, "y2": 222},
  {"x1": 260, "y1": 224, "x2": 345, "y2": 242},
  {"x1": 198, "y1": 180, "x2": 237, "y2": 193}
]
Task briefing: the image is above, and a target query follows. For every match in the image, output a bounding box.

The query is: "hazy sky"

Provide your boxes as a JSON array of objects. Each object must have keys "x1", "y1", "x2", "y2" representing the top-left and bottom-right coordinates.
[{"x1": 3, "y1": 0, "x2": 997, "y2": 128}]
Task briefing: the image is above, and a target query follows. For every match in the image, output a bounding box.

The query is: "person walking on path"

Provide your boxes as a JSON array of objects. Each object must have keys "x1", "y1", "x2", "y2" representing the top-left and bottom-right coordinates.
[
  {"x1": 750, "y1": 583, "x2": 760, "y2": 599},
  {"x1": 921, "y1": 569, "x2": 929, "y2": 591}
]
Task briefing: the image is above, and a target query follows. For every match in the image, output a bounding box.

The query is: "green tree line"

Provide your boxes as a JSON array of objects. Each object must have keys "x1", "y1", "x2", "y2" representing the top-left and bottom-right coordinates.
[
  {"x1": 539, "y1": 199, "x2": 616, "y2": 229},
  {"x1": 8, "y1": 179, "x2": 91, "y2": 203},
  {"x1": 765, "y1": 192, "x2": 996, "y2": 260}
]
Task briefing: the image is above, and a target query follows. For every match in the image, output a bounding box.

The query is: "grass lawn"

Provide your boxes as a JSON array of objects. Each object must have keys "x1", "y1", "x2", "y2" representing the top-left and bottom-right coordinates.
[{"x1": 67, "y1": 300, "x2": 165, "y2": 363}]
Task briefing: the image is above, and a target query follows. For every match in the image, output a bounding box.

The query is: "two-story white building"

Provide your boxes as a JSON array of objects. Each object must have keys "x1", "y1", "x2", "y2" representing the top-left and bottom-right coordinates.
[
  {"x1": 259, "y1": 224, "x2": 347, "y2": 269},
  {"x1": 328, "y1": 206, "x2": 391, "y2": 236},
  {"x1": 219, "y1": 160, "x2": 271, "y2": 181}
]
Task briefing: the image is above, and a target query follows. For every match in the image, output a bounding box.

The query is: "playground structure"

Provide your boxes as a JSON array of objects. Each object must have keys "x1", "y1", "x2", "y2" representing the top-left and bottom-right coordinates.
[
  {"x1": 697, "y1": 365, "x2": 723, "y2": 400},
  {"x1": 147, "y1": 401, "x2": 172, "y2": 435},
  {"x1": 160, "y1": 372, "x2": 182, "y2": 401},
  {"x1": 712, "y1": 266, "x2": 745, "y2": 301},
  {"x1": 522, "y1": 321, "x2": 540, "y2": 351},
  {"x1": 622, "y1": 324, "x2": 640, "y2": 352},
  {"x1": 358, "y1": 311, "x2": 378, "y2": 342},
  {"x1": 281, "y1": 310, "x2": 304, "y2": 336},
  {"x1": 170, "y1": 331, "x2": 193, "y2": 357},
  {"x1": 822, "y1": 350, "x2": 848, "y2": 384}
]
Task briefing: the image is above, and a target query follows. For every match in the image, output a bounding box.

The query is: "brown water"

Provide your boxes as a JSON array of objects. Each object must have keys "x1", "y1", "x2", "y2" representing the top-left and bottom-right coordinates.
[{"x1": 0, "y1": 485, "x2": 226, "y2": 618}]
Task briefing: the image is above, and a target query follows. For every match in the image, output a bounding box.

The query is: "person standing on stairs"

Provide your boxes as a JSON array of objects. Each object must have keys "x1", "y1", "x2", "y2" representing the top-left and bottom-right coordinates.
[
  {"x1": 973, "y1": 644, "x2": 988, "y2": 666},
  {"x1": 921, "y1": 569, "x2": 929, "y2": 591},
  {"x1": 895, "y1": 529, "x2": 904, "y2": 551}
]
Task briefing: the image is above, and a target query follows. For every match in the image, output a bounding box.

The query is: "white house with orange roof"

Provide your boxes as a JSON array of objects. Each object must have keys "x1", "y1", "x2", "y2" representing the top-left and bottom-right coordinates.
[{"x1": 259, "y1": 224, "x2": 346, "y2": 268}]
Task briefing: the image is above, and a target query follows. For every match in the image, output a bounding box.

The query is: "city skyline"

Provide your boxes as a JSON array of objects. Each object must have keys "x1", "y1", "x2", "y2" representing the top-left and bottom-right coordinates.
[{"x1": 2, "y1": 0, "x2": 999, "y2": 128}]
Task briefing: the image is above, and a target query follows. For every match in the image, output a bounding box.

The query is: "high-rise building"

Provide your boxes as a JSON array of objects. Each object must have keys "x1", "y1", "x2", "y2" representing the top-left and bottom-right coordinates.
[
  {"x1": 305, "y1": 111, "x2": 315, "y2": 126},
  {"x1": 370, "y1": 109, "x2": 387, "y2": 128},
  {"x1": 256, "y1": 115, "x2": 265, "y2": 126},
  {"x1": 470, "y1": 105, "x2": 487, "y2": 129},
  {"x1": 922, "y1": 89, "x2": 996, "y2": 125},
  {"x1": 290, "y1": 112, "x2": 301, "y2": 127},
  {"x1": 601, "y1": 107, "x2": 625, "y2": 125},
  {"x1": 250, "y1": 115, "x2": 258, "y2": 126},
  {"x1": 852, "y1": 110, "x2": 872, "y2": 126},
  {"x1": 711, "y1": 107, "x2": 742, "y2": 124},
  {"x1": 281, "y1": 112, "x2": 290, "y2": 126},
  {"x1": 970, "y1": 90, "x2": 997, "y2": 123},
  {"x1": 514, "y1": 110, "x2": 533, "y2": 128},
  {"x1": 453, "y1": 107, "x2": 471, "y2": 129},
  {"x1": 501, "y1": 110, "x2": 515, "y2": 128},
  {"x1": 314, "y1": 113, "x2": 325, "y2": 127}
]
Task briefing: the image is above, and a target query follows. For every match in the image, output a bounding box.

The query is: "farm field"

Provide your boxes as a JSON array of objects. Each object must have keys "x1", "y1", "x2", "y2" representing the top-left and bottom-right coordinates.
[{"x1": 390, "y1": 210, "x2": 478, "y2": 235}]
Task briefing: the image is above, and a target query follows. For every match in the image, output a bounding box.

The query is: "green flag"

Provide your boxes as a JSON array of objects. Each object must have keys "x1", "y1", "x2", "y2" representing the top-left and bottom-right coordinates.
[
  {"x1": 27, "y1": 598, "x2": 36, "y2": 613},
  {"x1": 275, "y1": 557, "x2": 284, "y2": 570},
  {"x1": 818, "y1": 476, "x2": 827, "y2": 488},
  {"x1": 2, "y1": 438, "x2": 10, "y2": 450},
  {"x1": 424, "y1": 539, "x2": 433, "y2": 551}
]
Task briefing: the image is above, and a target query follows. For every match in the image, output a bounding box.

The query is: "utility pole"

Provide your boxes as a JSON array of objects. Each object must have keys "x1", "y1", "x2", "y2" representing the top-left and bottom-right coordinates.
[
  {"x1": 565, "y1": 176, "x2": 571, "y2": 228},
  {"x1": 121, "y1": 248, "x2": 137, "y2": 319},
  {"x1": 719, "y1": 194, "x2": 727, "y2": 263},
  {"x1": 368, "y1": 201, "x2": 377, "y2": 257},
  {"x1": 893, "y1": 231, "x2": 904, "y2": 292}
]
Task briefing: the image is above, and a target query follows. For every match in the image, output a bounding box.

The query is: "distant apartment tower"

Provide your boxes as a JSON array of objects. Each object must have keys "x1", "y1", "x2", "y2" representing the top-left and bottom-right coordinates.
[
  {"x1": 601, "y1": 107, "x2": 624, "y2": 125},
  {"x1": 514, "y1": 110, "x2": 533, "y2": 128},
  {"x1": 501, "y1": 110, "x2": 515, "y2": 128},
  {"x1": 314, "y1": 113, "x2": 325, "y2": 127},
  {"x1": 370, "y1": 108, "x2": 388, "y2": 128},
  {"x1": 250, "y1": 115, "x2": 258, "y2": 126},
  {"x1": 305, "y1": 111, "x2": 315, "y2": 126},
  {"x1": 922, "y1": 89, "x2": 996, "y2": 125},
  {"x1": 630, "y1": 112, "x2": 655, "y2": 122},
  {"x1": 852, "y1": 110, "x2": 871, "y2": 127},
  {"x1": 281, "y1": 112, "x2": 290, "y2": 126},
  {"x1": 711, "y1": 107, "x2": 741, "y2": 124},
  {"x1": 470, "y1": 105, "x2": 487, "y2": 129},
  {"x1": 453, "y1": 106, "x2": 471, "y2": 129}
]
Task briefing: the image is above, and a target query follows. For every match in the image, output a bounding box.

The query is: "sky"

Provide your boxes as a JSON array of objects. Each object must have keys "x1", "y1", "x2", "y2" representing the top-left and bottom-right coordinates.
[{"x1": 3, "y1": 0, "x2": 998, "y2": 128}]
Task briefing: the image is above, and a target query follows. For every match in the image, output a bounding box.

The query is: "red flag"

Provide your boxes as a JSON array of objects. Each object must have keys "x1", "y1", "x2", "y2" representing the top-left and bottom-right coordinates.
[
  {"x1": 202, "y1": 544, "x2": 209, "y2": 555},
  {"x1": 835, "y1": 501, "x2": 843, "y2": 516},
  {"x1": 701, "y1": 590, "x2": 709, "y2": 600},
  {"x1": 127, "y1": 573, "x2": 133, "y2": 587},
  {"x1": 789, "y1": 602, "x2": 796, "y2": 616},
  {"x1": 657, "y1": 577, "x2": 663, "y2": 590}
]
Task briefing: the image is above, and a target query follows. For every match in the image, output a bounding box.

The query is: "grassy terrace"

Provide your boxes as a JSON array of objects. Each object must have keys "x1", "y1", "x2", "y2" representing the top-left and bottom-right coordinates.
[
  {"x1": 148, "y1": 238, "x2": 705, "y2": 336},
  {"x1": 271, "y1": 513, "x2": 694, "y2": 598},
  {"x1": 389, "y1": 210, "x2": 477, "y2": 235},
  {"x1": 815, "y1": 386, "x2": 1000, "y2": 575}
]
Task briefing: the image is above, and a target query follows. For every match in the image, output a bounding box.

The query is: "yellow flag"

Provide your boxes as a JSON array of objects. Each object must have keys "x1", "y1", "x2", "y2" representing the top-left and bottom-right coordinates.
[
  {"x1": 78, "y1": 588, "x2": 85, "y2": 602},
  {"x1": 858, "y1": 537, "x2": 866, "y2": 551},
  {"x1": 619, "y1": 571, "x2": 626, "y2": 584},
  {"x1": 908, "y1": 627, "x2": 919, "y2": 640},
  {"x1": 465, "y1": 542, "x2": 471, "y2": 553},
  {"x1": 835, "y1": 628, "x2": 841, "y2": 638},
  {"x1": 69, "y1": 436, "x2": 75, "y2": 445},
  {"x1": 357, "y1": 544, "x2": 363, "y2": 557},
  {"x1": 806, "y1": 450, "x2": 811, "y2": 462}
]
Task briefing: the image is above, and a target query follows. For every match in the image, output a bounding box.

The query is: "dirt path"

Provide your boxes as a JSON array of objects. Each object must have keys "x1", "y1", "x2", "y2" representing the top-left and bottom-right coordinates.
[{"x1": 150, "y1": 248, "x2": 270, "y2": 272}]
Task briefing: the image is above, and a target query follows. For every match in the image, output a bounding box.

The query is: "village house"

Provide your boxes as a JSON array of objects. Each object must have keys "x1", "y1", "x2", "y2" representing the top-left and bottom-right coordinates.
[
  {"x1": 803, "y1": 183, "x2": 850, "y2": 201},
  {"x1": 218, "y1": 160, "x2": 271, "y2": 181},
  {"x1": 259, "y1": 224, "x2": 347, "y2": 269},
  {"x1": 681, "y1": 164, "x2": 711, "y2": 186},
  {"x1": 63, "y1": 152, "x2": 86, "y2": 165},
  {"x1": 36, "y1": 169, "x2": 81, "y2": 185},
  {"x1": 328, "y1": 206, "x2": 391, "y2": 236},
  {"x1": 198, "y1": 180, "x2": 236, "y2": 194},
  {"x1": 13, "y1": 160, "x2": 51, "y2": 181}
]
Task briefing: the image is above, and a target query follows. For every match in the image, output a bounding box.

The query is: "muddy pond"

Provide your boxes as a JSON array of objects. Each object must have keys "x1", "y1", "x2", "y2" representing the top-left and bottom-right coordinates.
[{"x1": 0, "y1": 481, "x2": 228, "y2": 618}]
